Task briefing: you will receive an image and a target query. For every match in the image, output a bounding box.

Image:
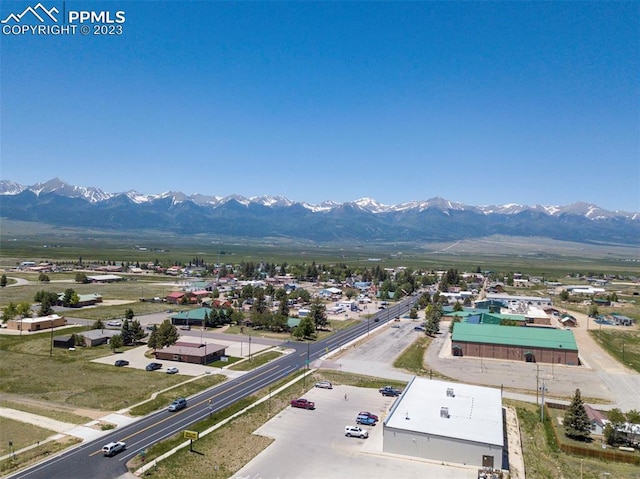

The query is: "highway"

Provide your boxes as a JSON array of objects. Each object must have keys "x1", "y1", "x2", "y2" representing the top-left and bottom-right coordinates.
[{"x1": 9, "y1": 297, "x2": 417, "y2": 479}]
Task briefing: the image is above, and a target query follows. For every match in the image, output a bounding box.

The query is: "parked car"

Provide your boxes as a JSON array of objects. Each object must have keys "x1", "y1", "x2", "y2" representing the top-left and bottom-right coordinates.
[
  {"x1": 290, "y1": 398, "x2": 315, "y2": 410},
  {"x1": 344, "y1": 425, "x2": 369, "y2": 438},
  {"x1": 166, "y1": 367, "x2": 179, "y2": 374},
  {"x1": 114, "y1": 359, "x2": 129, "y2": 367},
  {"x1": 102, "y1": 441, "x2": 126, "y2": 457},
  {"x1": 379, "y1": 386, "x2": 402, "y2": 397},
  {"x1": 413, "y1": 325, "x2": 426, "y2": 332},
  {"x1": 145, "y1": 362, "x2": 162, "y2": 371},
  {"x1": 314, "y1": 381, "x2": 333, "y2": 389},
  {"x1": 357, "y1": 411, "x2": 379, "y2": 422},
  {"x1": 391, "y1": 324, "x2": 401, "y2": 329},
  {"x1": 167, "y1": 398, "x2": 187, "y2": 412},
  {"x1": 356, "y1": 414, "x2": 376, "y2": 426}
]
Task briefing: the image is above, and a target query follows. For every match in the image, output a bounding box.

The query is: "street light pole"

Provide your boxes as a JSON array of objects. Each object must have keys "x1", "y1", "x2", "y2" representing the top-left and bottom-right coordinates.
[{"x1": 539, "y1": 378, "x2": 548, "y2": 422}]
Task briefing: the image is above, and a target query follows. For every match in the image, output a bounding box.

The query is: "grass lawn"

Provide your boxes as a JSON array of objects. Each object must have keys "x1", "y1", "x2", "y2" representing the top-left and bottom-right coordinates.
[
  {"x1": 128, "y1": 375, "x2": 226, "y2": 416},
  {"x1": 227, "y1": 351, "x2": 282, "y2": 371},
  {"x1": 0, "y1": 417, "x2": 58, "y2": 455}
]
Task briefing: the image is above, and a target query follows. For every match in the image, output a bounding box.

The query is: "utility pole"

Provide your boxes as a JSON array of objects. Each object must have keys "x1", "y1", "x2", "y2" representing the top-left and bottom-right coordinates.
[{"x1": 539, "y1": 378, "x2": 548, "y2": 422}]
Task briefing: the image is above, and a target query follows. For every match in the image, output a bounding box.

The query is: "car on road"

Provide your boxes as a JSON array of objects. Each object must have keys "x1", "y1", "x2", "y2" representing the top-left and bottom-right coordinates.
[
  {"x1": 357, "y1": 411, "x2": 379, "y2": 422},
  {"x1": 356, "y1": 414, "x2": 376, "y2": 426},
  {"x1": 344, "y1": 425, "x2": 368, "y2": 438},
  {"x1": 314, "y1": 381, "x2": 333, "y2": 389},
  {"x1": 290, "y1": 398, "x2": 315, "y2": 410},
  {"x1": 166, "y1": 367, "x2": 179, "y2": 374},
  {"x1": 102, "y1": 441, "x2": 126, "y2": 457},
  {"x1": 379, "y1": 386, "x2": 402, "y2": 397},
  {"x1": 106, "y1": 320, "x2": 122, "y2": 327},
  {"x1": 145, "y1": 362, "x2": 162, "y2": 371},
  {"x1": 114, "y1": 359, "x2": 129, "y2": 367},
  {"x1": 167, "y1": 398, "x2": 187, "y2": 412}
]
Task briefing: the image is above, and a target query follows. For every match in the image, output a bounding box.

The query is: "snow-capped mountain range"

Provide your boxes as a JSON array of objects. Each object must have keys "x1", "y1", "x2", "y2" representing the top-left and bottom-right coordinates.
[
  {"x1": 1, "y1": 178, "x2": 636, "y2": 219},
  {"x1": 1, "y1": 178, "x2": 638, "y2": 245}
]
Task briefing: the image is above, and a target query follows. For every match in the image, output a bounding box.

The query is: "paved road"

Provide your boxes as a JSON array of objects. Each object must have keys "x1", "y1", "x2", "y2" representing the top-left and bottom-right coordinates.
[{"x1": 8, "y1": 297, "x2": 418, "y2": 479}]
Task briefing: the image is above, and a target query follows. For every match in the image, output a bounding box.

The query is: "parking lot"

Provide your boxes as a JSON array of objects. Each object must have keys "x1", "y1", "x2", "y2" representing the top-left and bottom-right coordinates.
[{"x1": 231, "y1": 384, "x2": 478, "y2": 479}]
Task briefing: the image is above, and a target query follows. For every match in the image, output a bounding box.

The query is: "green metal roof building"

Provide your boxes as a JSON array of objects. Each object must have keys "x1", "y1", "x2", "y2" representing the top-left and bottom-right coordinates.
[{"x1": 451, "y1": 322, "x2": 579, "y2": 365}]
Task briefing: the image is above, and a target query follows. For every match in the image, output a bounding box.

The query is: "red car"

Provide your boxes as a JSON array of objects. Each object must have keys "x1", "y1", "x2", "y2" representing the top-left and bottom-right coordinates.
[
  {"x1": 358, "y1": 411, "x2": 379, "y2": 422},
  {"x1": 290, "y1": 398, "x2": 315, "y2": 410}
]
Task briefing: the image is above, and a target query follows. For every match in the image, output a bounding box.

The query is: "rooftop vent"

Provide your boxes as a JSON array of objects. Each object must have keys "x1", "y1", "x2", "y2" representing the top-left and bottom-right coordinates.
[
  {"x1": 446, "y1": 388, "x2": 455, "y2": 397},
  {"x1": 440, "y1": 407, "x2": 450, "y2": 418}
]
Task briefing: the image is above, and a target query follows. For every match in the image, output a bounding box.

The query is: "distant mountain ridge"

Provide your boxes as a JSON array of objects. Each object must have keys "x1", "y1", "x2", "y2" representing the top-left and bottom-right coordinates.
[{"x1": 1, "y1": 178, "x2": 638, "y2": 245}]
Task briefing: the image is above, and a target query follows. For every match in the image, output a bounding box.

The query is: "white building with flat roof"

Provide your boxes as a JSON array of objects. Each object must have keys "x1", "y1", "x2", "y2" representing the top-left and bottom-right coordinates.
[{"x1": 383, "y1": 377, "x2": 504, "y2": 469}]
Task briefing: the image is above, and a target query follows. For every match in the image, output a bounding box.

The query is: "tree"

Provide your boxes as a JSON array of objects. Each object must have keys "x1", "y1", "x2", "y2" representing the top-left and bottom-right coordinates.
[
  {"x1": 125, "y1": 308, "x2": 134, "y2": 320},
  {"x1": 121, "y1": 320, "x2": 133, "y2": 345},
  {"x1": 109, "y1": 334, "x2": 124, "y2": 353},
  {"x1": 156, "y1": 320, "x2": 179, "y2": 348},
  {"x1": 604, "y1": 408, "x2": 626, "y2": 445},
  {"x1": 453, "y1": 301, "x2": 463, "y2": 312},
  {"x1": 296, "y1": 317, "x2": 315, "y2": 339},
  {"x1": 0, "y1": 274, "x2": 7, "y2": 287},
  {"x1": 559, "y1": 290, "x2": 570, "y2": 301},
  {"x1": 38, "y1": 273, "x2": 50, "y2": 283},
  {"x1": 588, "y1": 304, "x2": 599, "y2": 318},
  {"x1": 563, "y1": 389, "x2": 591, "y2": 441},
  {"x1": 38, "y1": 296, "x2": 54, "y2": 317},
  {"x1": 92, "y1": 319, "x2": 105, "y2": 330},
  {"x1": 62, "y1": 289, "x2": 79, "y2": 307},
  {"x1": 129, "y1": 319, "x2": 146, "y2": 343},
  {"x1": 2, "y1": 303, "x2": 18, "y2": 322},
  {"x1": 75, "y1": 273, "x2": 89, "y2": 284},
  {"x1": 147, "y1": 325, "x2": 159, "y2": 350},
  {"x1": 409, "y1": 308, "x2": 418, "y2": 319},
  {"x1": 16, "y1": 302, "x2": 33, "y2": 318},
  {"x1": 309, "y1": 298, "x2": 328, "y2": 330}
]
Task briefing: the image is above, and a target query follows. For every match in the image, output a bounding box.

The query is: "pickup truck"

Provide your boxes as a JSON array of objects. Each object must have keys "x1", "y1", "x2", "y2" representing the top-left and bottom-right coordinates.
[
  {"x1": 102, "y1": 441, "x2": 126, "y2": 457},
  {"x1": 379, "y1": 386, "x2": 402, "y2": 397},
  {"x1": 290, "y1": 398, "x2": 315, "y2": 410}
]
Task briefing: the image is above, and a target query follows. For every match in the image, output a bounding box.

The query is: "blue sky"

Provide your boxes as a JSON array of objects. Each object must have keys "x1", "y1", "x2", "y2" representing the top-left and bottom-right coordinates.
[{"x1": 1, "y1": 1, "x2": 639, "y2": 211}]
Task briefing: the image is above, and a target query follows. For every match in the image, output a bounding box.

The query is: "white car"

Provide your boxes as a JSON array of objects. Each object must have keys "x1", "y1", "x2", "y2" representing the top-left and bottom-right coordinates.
[
  {"x1": 166, "y1": 367, "x2": 179, "y2": 374},
  {"x1": 344, "y1": 425, "x2": 369, "y2": 438},
  {"x1": 106, "y1": 320, "x2": 122, "y2": 327},
  {"x1": 314, "y1": 381, "x2": 332, "y2": 389},
  {"x1": 102, "y1": 441, "x2": 126, "y2": 457}
]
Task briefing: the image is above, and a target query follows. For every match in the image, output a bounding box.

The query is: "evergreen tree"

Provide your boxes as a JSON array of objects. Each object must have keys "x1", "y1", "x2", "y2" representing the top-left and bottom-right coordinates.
[
  {"x1": 563, "y1": 389, "x2": 591, "y2": 441},
  {"x1": 125, "y1": 308, "x2": 134, "y2": 320},
  {"x1": 129, "y1": 319, "x2": 145, "y2": 343},
  {"x1": 121, "y1": 320, "x2": 133, "y2": 345},
  {"x1": 147, "y1": 325, "x2": 159, "y2": 350},
  {"x1": 38, "y1": 296, "x2": 54, "y2": 317},
  {"x1": 157, "y1": 320, "x2": 179, "y2": 348},
  {"x1": 92, "y1": 319, "x2": 105, "y2": 330},
  {"x1": 0, "y1": 274, "x2": 7, "y2": 288},
  {"x1": 309, "y1": 298, "x2": 328, "y2": 330}
]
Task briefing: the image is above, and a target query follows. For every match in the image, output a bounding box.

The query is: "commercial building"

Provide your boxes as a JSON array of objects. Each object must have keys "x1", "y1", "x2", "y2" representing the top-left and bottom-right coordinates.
[
  {"x1": 7, "y1": 314, "x2": 66, "y2": 332},
  {"x1": 383, "y1": 377, "x2": 504, "y2": 469},
  {"x1": 451, "y1": 322, "x2": 579, "y2": 365}
]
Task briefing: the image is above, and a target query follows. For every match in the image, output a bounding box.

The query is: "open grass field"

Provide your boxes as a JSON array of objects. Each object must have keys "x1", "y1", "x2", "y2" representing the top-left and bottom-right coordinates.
[
  {"x1": 0, "y1": 331, "x2": 197, "y2": 411},
  {"x1": 0, "y1": 417, "x2": 58, "y2": 456}
]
